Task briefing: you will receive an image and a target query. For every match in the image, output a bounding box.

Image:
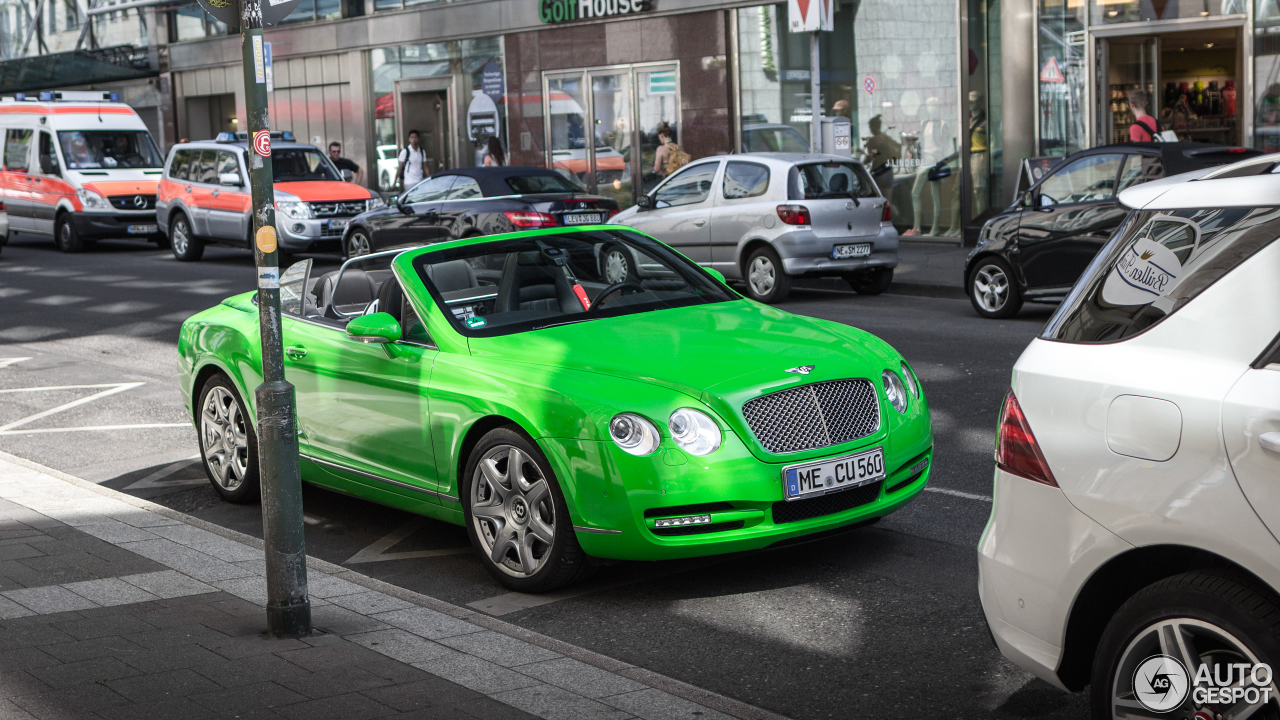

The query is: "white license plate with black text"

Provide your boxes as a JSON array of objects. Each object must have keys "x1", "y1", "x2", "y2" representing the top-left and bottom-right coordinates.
[
  {"x1": 328, "y1": 219, "x2": 350, "y2": 230},
  {"x1": 832, "y1": 243, "x2": 872, "y2": 259},
  {"x1": 564, "y1": 213, "x2": 602, "y2": 225},
  {"x1": 783, "y1": 447, "x2": 885, "y2": 501},
  {"x1": 127, "y1": 224, "x2": 158, "y2": 235}
]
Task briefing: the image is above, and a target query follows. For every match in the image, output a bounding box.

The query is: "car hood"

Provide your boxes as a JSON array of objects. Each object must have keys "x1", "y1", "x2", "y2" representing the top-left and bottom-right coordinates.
[
  {"x1": 81, "y1": 179, "x2": 159, "y2": 197},
  {"x1": 274, "y1": 181, "x2": 372, "y2": 202},
  {"x1": 467, "y1": 299, "x2": 899, "y2": 414}
]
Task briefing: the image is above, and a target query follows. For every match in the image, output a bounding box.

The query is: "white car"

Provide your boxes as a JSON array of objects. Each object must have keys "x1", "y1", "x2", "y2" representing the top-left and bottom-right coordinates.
[
  {"x1": 377, "y1": 144, "x2": 400, "y2": 191},
  {"x1": 978, "y1": 155, "x2": 1280, "y2": 718}
]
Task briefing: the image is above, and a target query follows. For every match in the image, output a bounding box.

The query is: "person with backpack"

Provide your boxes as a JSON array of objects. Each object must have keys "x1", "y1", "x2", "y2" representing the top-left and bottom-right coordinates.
[
  {"x1": 653, "y1": 123, "x2": 690, "y2": 178},
  {"x1": 1128, "y1": 90, "x2": 1163, "y2": 142}
]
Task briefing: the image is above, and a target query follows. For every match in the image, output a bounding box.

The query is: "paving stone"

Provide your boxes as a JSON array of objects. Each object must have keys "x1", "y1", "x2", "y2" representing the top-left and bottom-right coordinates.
[
  {"x1": 52, "y1": 611, "x2": 156, "y2": 640},
  {"x1": 491, "y1": 684, "x2": 634, "y2": 720},
  {"x1": 0, "y1": 698, "x2": 39, "y2": 720},
  {"x1": 9, "y1": 680, "x2": 131, "y2": 716},
  {"x1": 0, "y1": 544, "x2": 44, "y2": 562},
  {"x1": 211, "y1": 575, "x2": 268, "y2": 605},
  {"x1": 599, "y1": 689, "x2": 734, "y2": 720},
  {"x1": 412, "y1": 653, "x2": 543, "y2": 695},
  {"x1": 310, "y1": 604, "x2": 390, "y2": 635},
  {"x1": 192, "y1": 652, "x2": 316, "y2": 689},
  {"x1": 124, "y1": 623, "x2": 230, "y2": 651},
  {"x1": 275, "y1": 666, "x2": 394, "y2": 700},
  {"x1": 105, "y1": 668, "x2": 223, "y2": 702},
  {"x1": 358, "y1": 676, "x2": 483, "y2": 712},
  {"x1": 307, "y1": 574, "x2": 368, "y2": 599},
  {"x1": 114, "y1": 642, "x2": 227, "y2": 675},
  {"x1": 372, "y1": 606, "x2": 481, "y2": 640},
  {"x1": 328, "y1": 590, "x2": 415, "y2": 615},
  {"x1": 116, "y1": 539, "x2": 251, "y2": 582},
  {"x1": 94, "y1": 697, "x2": 217, "y2": 720},
  {"x1": 77, "y1": 520, "x2": 161, "y2": 544},
  {"x1": 2, "y1": 585, "x2": 100, "y2": 614},
  {"x1": 455, "y1": 695, "x2": 544, "y2": 720},
  {"x1": 0, "y1": 646, "x2": 60, "y2": 672},
  {"x1": 119, "y1": 570, "x2": 216, "y2": 599},
  {"x1": 0, "y1": 670, "x2": 54, "y2": 701},
  {"x1": 437, "y1": 630, "x2": 561, "y2": 668},
  {"x1": 348, "y1": 629, "x2": 457, "y2": 666},
  {"x1": 63, "y1": 577, "x2": 160, "y2": 607},
  {"x1": 514, "y1": 658, "x2": 647, "y2": 699},
  {"x1": 201, "y1": 632, "x2": 308, "y2": 660},
  {"x1": 0, "y1": 594, "x2": 35, "y2": 619},
  {"x1": 40, "y1": 634, "x2": 149, "y2": 663},
  {"x1": 273, "y1": 691, "x2": 397, "y2": 720},
  {"x1": 0, "y1": 620, "x2": 77, "y2": 649},
  {"x1": 188, "y1": 681, "x2": 308, "y2": 713},
  {"x1": 28, "y1": 656, "x2": 143, "y2": 688}
]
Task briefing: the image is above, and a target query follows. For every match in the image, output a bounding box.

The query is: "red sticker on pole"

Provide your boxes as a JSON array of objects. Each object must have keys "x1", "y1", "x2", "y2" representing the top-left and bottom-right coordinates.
[{"x1": 253, "y1": 130, "x2": 272, "y2": 157}]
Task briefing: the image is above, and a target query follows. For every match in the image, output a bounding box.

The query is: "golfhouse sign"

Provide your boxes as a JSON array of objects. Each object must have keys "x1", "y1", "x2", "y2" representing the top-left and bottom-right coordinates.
[{"x1": 539, "y1": 0, "x2": 652, "y2": 23}]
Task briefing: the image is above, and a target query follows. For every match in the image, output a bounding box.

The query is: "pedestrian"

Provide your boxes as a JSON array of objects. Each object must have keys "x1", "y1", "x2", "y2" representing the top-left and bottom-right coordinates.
[
  {"x1": 328, "y1": 141, "x2": 363, "y2": 185},
  {"x1": 1127, "y1": 89, "x2": 1161, "y2": 142},
  {"x1": 653, "y1": 123, "x2": 690, "y2": 178},
  {"x1": 483, "y1": 136, "x2": 505, "y2": 167},
  {"x1": 396, "y1": 130, "x2": 427, "y2": 190},
  {"x1": 864, "y1": 115, "x2": 900, "y2": 206}
]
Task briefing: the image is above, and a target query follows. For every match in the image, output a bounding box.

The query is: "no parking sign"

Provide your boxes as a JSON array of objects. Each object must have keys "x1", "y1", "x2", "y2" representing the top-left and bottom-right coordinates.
[{"x1": 863, "y1": 77, "x2": 876, "y2": 94}]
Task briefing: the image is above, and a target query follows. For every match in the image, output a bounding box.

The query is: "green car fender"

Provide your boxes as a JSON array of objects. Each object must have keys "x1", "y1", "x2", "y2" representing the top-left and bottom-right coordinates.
[{"x1": 179, "y1": 298, "x2": 265, "y2": 423}]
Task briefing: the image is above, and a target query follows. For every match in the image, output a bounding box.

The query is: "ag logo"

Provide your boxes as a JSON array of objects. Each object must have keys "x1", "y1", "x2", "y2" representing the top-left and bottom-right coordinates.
[
  {"x1": 252, "y1": 130, "x2": 272, "y2": 157},
  {"x1": 1133, "y1": 655, "x2": 1190, "y2": 712}
]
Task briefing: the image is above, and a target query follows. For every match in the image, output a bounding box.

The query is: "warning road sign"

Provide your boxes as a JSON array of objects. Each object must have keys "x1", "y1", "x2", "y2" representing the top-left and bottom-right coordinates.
[{"x1": 1040, "y1": 57, "x2": 1064, "y2": 83}]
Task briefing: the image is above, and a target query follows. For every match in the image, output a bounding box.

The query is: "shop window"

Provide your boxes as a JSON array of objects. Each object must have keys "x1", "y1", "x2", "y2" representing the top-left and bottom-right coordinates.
[
  {"x1": 1037, "y1": 0, "x2": 1086, "y2": 157},
  {"x1": 1094, "y1": 0, "x2": 1246, "y2": 25},
  {"x1": 170, "y1": 2, "x2": 227, "y2": 40}
]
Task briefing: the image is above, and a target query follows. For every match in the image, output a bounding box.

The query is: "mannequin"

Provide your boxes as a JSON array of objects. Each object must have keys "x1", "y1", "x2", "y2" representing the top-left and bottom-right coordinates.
[
  {"x1": 905, "y1": 97, "x2": 946, "y2": 237},
  {"x1": 968, "y1": 90, "x2": 989, "y2": 225}
]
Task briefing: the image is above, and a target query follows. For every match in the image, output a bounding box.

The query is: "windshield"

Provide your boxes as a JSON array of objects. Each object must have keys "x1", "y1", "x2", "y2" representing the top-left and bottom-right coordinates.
[
  {"x1": 794, "y1": 162, "x2": 877, "y2": 200},
  {"x1": 412, "y1": 229, "x2": 735, "y2": 337},
  {"x1": 505, "y1": 174, "x2": 584, "y2": 194},
  {"x1": 272, "y1": 148, "x2": 339, "y2": 182},
  {"x1": 58, "y1": 130, "x2": 163, "y2": 169}
]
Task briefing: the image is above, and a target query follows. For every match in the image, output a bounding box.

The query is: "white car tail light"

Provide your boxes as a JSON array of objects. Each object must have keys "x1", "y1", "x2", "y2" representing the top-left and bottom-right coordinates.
[{"x1": 994, "y1": 390, "x2": 1058, "y2": 487}]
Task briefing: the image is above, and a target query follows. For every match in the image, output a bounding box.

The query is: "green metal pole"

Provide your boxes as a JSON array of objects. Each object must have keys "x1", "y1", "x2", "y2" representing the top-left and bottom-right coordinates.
[{"x1": 239, "y1": 0, "x2": 311, "y2": 638}]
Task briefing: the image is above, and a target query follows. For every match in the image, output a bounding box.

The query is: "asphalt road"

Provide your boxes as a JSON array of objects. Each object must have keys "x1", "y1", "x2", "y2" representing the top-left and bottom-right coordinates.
[{"x1": 0, "y1": 235, "x2": 1087, "y2": 720}]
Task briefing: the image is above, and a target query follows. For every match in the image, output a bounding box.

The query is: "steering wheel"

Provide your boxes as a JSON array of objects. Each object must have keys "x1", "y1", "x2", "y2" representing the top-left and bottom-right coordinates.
[{"x1": 588, "y1": 282, "x2": 644, "y2": 311}]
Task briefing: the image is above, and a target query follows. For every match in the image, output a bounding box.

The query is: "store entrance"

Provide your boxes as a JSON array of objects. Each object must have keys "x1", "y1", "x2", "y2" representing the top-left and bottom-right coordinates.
[
  {"x1": 395, "y1": 78, "x2": 453, "y2": 176},
  {"x1": 1100, "y1": 27, "x2": 1242, "y2": 146}
]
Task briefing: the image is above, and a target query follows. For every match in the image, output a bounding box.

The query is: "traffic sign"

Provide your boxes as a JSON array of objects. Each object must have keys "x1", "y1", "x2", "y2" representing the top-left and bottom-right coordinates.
[
  {"x1": 1040, "y1": 57, "x2": 1064, "y2": 83},
  {"x1": 864, "y1": 77, "x2": 876, "y2": 94}
]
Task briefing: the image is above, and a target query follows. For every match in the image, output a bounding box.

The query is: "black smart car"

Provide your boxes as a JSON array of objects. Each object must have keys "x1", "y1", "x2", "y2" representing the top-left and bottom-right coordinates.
[
  {"x1": 964, "y1": 142, "x2": 1260, "y2": 318},
  {"x1": 341, "y1": 166, "x2": 618, "y2": 259}
]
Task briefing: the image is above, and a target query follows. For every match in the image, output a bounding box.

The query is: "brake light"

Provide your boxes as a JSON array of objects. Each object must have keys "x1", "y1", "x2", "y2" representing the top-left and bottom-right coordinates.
[
  {"x1": 776, "y1": 205, "x2": 811, "y2": 225},
  {"x1": 608, "y1": 208, "x2": 621, "y2": 219},
  {"x1": 504, "y1": 210, "x2": 556, "y2": 228},
  {"x1": 994, "y1": 390, "x2": 1058, "y2": 487},
  {"x1": 0, "y1": 202, "x2": 6, "y2": 212},
  {"x1": 881, "y1": 203, "x2": 892, "y2": 222}
]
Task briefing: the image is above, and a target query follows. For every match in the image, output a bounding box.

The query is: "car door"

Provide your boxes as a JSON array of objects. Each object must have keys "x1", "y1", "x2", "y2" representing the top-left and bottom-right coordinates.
[
  {"x1": 186, "y1": 149, "x2": 218, "y2": 236},
  {"x1": 1017, "y1": 152, "x2": 1127, "y2": 290},
  {"x1": 629, "y1": 160, "x2": 719, "y2": 263},
  {"x1": 1221, "y1": 337, "x2": 1280, "y2": 536},
  {"x1": 30, "y1": 131, "x2": 66, "y2": 235},
  {"x1": 206, "y1": 150, "x2": 250, "y2": 242},
  {"x1": 434, "y1": 175, "x2": 482, "y2": 239},
  {"x1": 2, "y1": 128, "x2": 34, "y2": 232},
  {"x1": 282, "y1": 281, "x2": 442, "y2": 496},
  {"x1": 373, "y1": 174, "x2": 456, "y2": 250},
  {"x1": 710, "y1": 160, "x2": 773, "y2": 273}
]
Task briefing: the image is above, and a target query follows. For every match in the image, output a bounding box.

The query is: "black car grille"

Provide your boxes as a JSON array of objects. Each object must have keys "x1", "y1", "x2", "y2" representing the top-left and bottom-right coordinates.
[
  {"x1": 310, "y1": 200, "x2": 366, "y2": 217},
  {"x1": 320, "y1": 225, "x2": 345, "y2": 238},
  {"x1": 108, "y1": 194, "x2": 155, "y2": 210},
  {"x1": 741, "y1": 379, "x2": 880, "y2": 454},
  {"x1": 772, "y1": 481, "x2": 882, "y2": 525}
]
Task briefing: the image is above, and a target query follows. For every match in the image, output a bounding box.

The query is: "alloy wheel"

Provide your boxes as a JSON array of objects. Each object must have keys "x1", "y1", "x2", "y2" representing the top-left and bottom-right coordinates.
[
  {"x1": 58, "y1": 220, "x2": 72, "y2": 250},
  {"x1": 173, "y1": 219, "x2": 190, "y2": 256},
  {"x1": 348, "y1": 231, "x2": 371, "y2": 257},
  {"x1": 470, "y1": 444, "x2": 557, "y2": 578},
  {"x1": 200, "y1": 386, "x2": 249, "y2": 492},
  {"x1": 748, "y1": 255, "x2": 776, "y2": 297},
  {"x1": 972, "y1": 264, "x2": 1010, "y2": 312},
  {"x1": 1111, "y1": 617, "x2": 1280, "y2": 719},
  {"x1": 603, "y1": 248, "x2": 630, "y2": 284}
]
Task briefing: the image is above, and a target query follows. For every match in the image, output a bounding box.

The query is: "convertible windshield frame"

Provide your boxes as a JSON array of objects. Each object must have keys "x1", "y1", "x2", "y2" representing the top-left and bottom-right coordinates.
[{"x1": 411, "y1": 229, "x2": 737, "y2": 339}]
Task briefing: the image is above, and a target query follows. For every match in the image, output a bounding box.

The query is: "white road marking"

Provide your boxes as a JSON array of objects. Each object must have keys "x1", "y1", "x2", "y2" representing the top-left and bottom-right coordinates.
[
  {"x1": 123, "y1": 455, "x2": 204, "y2": 490},
  {"x1": 924, "y1": 486, "x2": 993, "y2": 502},
  {"x1": 468, "y1": 588, "x2": 601, "y2": 616},
  {"x1": 27, "y1": 295, "x2": 90, "y2": 306},
  {"x1": 0, "y1": 357, "x2": 31, "y2": 369},
  {"x1": 344, "y1": 517, "x2": 471, "y2": 564},
  {"x1": 0, "y1": 382, "x2": 146, "y2": 433},
  {"x1": 0, "y1": 288, "x2": 30, "y2": 298},
  {"x1": 0, "y1": 423, "x2": 190, "y2": 436}
]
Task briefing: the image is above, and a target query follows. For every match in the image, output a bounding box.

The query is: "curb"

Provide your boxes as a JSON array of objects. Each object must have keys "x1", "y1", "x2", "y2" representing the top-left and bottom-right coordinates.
[{"x1": 0, "y1": 449, "x2": 790, "y2": 720}]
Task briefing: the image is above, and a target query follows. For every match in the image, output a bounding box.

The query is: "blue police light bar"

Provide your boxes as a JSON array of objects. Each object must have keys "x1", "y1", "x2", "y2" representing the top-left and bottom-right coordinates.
[
  {"x1": 14, "y1": 93, "x2": 24, "y2": 100},
  {"x1": 281, "y1": 131, "x2": 295, "y2": 141},
  {"x1": 38, "y1": 92, "x2": 53, "y2": 101},
  {"x1": 215, "y1": 132, "x2": 237, "y2": 142},
  {"x1": 109, "y1": 93, "x2": 119, "y2": 102}
]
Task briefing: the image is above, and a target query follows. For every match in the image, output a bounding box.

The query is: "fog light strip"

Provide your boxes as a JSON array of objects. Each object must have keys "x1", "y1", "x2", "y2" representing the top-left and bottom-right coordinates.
[{"x1": 653, "y1": 514, "x2": 712, "y2": 528}]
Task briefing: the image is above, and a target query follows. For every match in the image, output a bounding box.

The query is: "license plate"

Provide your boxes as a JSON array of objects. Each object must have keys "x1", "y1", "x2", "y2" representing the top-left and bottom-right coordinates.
[
  {"x1": 564, "y1": 213, "x2": 602, "y2": 225},
  {"x1": 832, "y1": 243, "x2": 872, "y2": 259},
  {"x1": 782, "y1": 447, "x2": 885, "y2": 501},
  {"x1": 127, "y1": 224, "x2": 157, "y2": 235},
  {"x1": 328, "y1": 219, "x2": 350, "y2": 230}
]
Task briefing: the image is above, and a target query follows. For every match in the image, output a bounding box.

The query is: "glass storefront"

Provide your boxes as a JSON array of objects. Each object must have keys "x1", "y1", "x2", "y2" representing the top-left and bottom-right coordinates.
[
  {"x1": 1257, "y1": 0, "x2": 1280, "y2": 151},
  {"x1": 1092, "y1": 0, "x2": 1246, "y2": 25},
  {"x1": 1038, "y1": 0, "x2": 1087, "y2": 157}
]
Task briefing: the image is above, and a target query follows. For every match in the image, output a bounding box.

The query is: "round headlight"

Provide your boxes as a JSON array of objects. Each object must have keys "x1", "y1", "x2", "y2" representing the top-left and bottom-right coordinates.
[
  {"x1": 609, "y1": 413, "x2": 660, "y2": 456},
  {"x1": 882, "y1": 370, "x2": 908, "y2": 414},
  {"x1": 900, "y1": 361, "x2": 919, "y2": 397},
  {"x1": 668, "y1": 408, "x2": 722, "y2": 456}
]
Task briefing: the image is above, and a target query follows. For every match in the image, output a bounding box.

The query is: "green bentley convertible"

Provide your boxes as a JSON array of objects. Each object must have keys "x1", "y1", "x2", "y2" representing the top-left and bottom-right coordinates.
[{"x1": 178, "y1": 227, "x2": 933, "y2": 591}]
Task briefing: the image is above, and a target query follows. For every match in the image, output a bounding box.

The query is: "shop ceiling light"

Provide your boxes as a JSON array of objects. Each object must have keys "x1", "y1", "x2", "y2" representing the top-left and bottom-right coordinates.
[{"x1": 654, "y1": 514, "x2": 711, "y2": 528}]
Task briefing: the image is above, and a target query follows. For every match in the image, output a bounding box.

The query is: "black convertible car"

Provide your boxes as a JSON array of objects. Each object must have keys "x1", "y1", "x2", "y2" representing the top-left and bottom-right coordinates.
[
  {"x1": 341, "y1": 166, "x2": 619, "y2": 258},
  {"x1": 964, "y1": 142, "x2": 1260, "y2": 318}
]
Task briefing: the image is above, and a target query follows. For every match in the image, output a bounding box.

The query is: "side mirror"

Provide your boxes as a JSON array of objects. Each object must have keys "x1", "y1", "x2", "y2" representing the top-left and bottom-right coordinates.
[
  {"x1": 346, "y1": 312, "x2": 401, "y2": 344},
  {"x1": 220, "y1": 172, "x2": 243, "y2": 187},
  {"x1": 398, "y1": 199, "x2": 415, "y2": 215},
  {"x1": 636, "y1": 195, "x2": 654, "y2": 210},
  {"x1": 704, "y1": 267, "x2": 727, "y2": 284},
  {"x1": 340, "y1": 169, "x2": 354, "y2": 182}
]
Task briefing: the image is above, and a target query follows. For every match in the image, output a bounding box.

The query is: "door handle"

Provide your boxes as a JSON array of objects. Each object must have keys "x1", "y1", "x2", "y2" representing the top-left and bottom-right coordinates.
[
  {"x1": 1261, "y1": 432, "x2": 1280, "y2": 454},
  {"x1": 185, "y1": 186, "x2": 192, "y2": 193},
  {"x1": 285, "y1": 345, "x2": 308, "y2": 359},
  {"x1": 213, "y1": 190, "x2": 220, "y2": 197},
  {"x1": 693, "y1": 219, "x2": 707, "y2": 227}
]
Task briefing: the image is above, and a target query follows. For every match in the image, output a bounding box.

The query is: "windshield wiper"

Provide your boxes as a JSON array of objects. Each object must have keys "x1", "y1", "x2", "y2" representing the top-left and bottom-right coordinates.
[{"x1": 532, "y1": 317, "x2": 596, "y2": 330}]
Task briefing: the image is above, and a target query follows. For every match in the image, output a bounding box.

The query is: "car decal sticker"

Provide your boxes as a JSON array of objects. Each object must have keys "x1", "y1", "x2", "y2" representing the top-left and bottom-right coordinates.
[
  {"x1": 1101, "y1": 214, "x2": 1200, "y2": 307},
  {"x1": 465, "y1": 316, "x2": 487, "y2": 329}
]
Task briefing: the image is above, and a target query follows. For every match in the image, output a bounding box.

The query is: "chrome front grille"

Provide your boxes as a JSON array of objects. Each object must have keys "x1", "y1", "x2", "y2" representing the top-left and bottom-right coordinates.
[
  {"x1": 741, "y1": 379, "x2": 880, "y2": 454},
  {"x1": 310, "y1": 200, "x2": 366, "y2": 217}
]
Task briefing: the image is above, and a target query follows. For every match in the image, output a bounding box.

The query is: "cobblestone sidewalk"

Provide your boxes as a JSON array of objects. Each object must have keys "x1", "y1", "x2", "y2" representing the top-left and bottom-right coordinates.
[{"x1": 0, "y1": 450, "x2": 786, "y2": 720}]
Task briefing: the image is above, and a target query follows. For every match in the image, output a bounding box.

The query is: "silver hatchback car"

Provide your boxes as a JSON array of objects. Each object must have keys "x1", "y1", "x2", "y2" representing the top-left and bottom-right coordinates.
[{"x1": 610, "y1": 153, "x2": 899, "y2": 303}]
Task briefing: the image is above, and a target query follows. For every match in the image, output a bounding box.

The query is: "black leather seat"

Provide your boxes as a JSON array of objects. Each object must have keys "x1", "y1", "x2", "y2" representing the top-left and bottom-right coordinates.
[
  {"x1": 494, "y1": 251, "x2": 581, "y2": 314},
  {"x1": 316, "y1": 269, "x2": 378, "y2": 317},
  {"x1": 374, "y1": 276, "x2": 404, "y2": 324},
  {"x1": 829, "y1": 173, "x2": 849, "y2": 194},
  {"x1": 423, "y1": 260, "x2": 478, "y2": 293}
]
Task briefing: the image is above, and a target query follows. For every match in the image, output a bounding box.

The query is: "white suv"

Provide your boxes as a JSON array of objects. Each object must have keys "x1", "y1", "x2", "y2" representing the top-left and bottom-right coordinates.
[{"x1": 978, "y1": 155, "x2": 1280, "y2": 719}]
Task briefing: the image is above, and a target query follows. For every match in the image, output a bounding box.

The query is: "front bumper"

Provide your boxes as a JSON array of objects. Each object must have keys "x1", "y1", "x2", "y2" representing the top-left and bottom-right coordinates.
[
  {"x1": 277, "y1": 216, "x2": 350, "y2": 251},
  {"x1": 71, "y1": 211, "x2": 160, "y2": 240},
  {"x1": 540, "y1": 430, "x2": 932, "y2": 562},
  {"x1": 977, "y1": 467, "x2": 1132, "y2": 691}
]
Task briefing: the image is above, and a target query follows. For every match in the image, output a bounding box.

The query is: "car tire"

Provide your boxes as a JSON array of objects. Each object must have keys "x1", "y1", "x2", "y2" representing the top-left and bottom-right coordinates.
[
  {"x1": 196, "y1": 374, "x2": 261, "y2": 504},
  {"x1": 55, "y1": 214, "x2": 85, "y2": 253},
  {"x1": 845, "y1": 267, "x2": 893, "y2": 295},
  {"x1": 170, "y1": 214, "x2": 204, "y2": 262},
  {"x1": 461, "y1": 426, "x2": 593, "y2": 593},
  {"x1": 345, "y1": 229, "x2": 372, "y2": 260},
  {"x1": 599, "y1": 243, "x2": 637, "y2": 284},
  {"x1": 743, "y1": 246, "x2": 791, "y2": 303},
  {"x1": 968, "y1": 257, "x2": 1022, "y2": 319},
  {"x1": 1090, "y1": 570, "x2": 1280, "y2": 720}
]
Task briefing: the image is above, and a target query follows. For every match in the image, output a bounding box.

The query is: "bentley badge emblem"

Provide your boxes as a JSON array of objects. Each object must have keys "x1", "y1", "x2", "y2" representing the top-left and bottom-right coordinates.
[{"x1": 785, "y1": 365, "x2": 815, "y2": 375}]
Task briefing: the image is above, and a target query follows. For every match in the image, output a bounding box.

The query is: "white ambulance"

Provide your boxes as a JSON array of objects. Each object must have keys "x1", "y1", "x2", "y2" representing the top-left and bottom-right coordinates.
[{"x1": 0, "y1": 90, "x2": 165, "y2": 253}]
